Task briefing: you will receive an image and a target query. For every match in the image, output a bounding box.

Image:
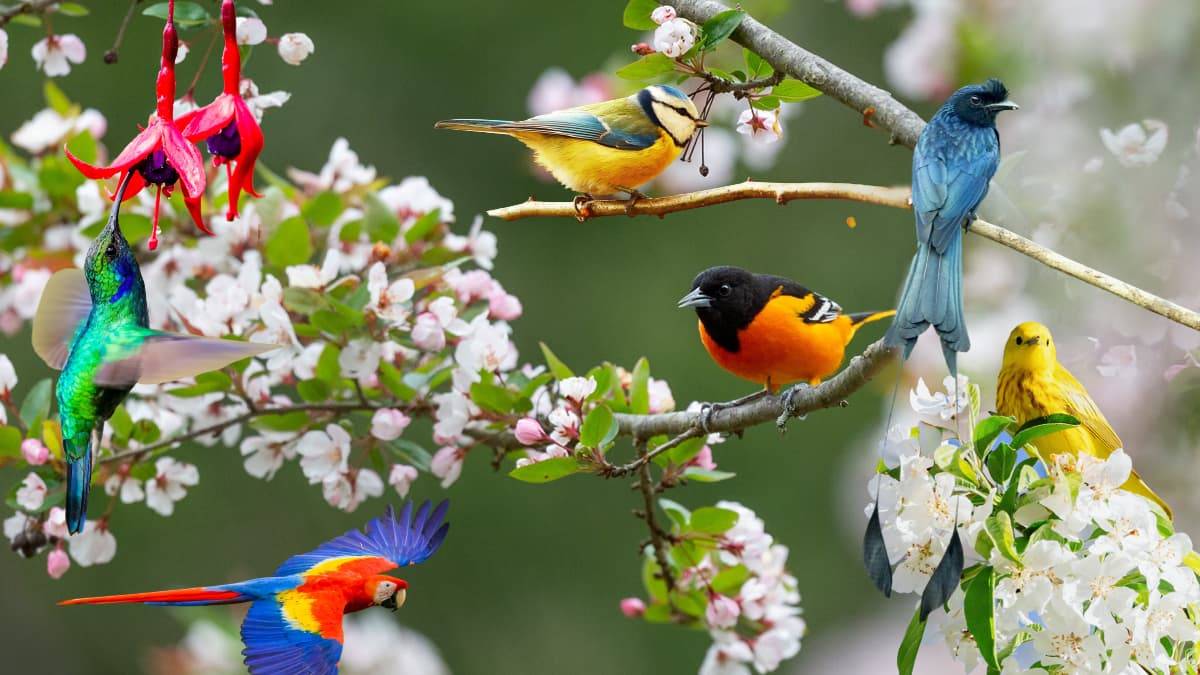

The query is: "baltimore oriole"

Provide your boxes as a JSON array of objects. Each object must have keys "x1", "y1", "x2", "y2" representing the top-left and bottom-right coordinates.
[{"x1": 678, "y1": 267, "x2": 894, "y2": 396}]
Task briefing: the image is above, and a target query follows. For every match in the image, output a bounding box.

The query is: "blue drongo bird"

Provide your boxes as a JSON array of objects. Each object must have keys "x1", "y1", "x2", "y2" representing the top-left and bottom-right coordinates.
[{"x1": 884, "y1": 78, "x2": 1018, "y2": 375}]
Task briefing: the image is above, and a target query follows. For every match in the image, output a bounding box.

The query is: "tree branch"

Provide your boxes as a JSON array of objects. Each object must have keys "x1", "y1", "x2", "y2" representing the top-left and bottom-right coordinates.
[
  {"x1": 489, "y1": 182, "x2": 1200, "y2": 333},
  {"x1": 637, "y1": 440, "x2": 677, "y2": 593},
  {"x1": 668, "y1": 0, "x2": 926, "y2": 147}
]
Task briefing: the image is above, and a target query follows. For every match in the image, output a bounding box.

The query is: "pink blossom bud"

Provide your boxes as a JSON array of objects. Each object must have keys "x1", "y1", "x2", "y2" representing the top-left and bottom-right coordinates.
[
  {"x1": 651, "y1": 6, "x2": 677, "y2": 24},
  {"x1": 371, "y1": 408, "x2": 412, "y2": 441},
  {"x1": 47, "y1": 546, "x2": 70, "y2": 579},
  {"x1": 688, "y1": 446, "x2": 717, "y2": 471},
  {"x1": 514, "y1": 418, "x2": 549, "y2": 446},
  {"x1": 21, "y1": 438, "x2": 49, "y2": 465},
  {"x1": 705, "y1": 593, "x2": 740, "y2": 629},
  {"x1": 488, "y1": 290, "x2": 523, "y2": 321},
  {"x1": 631, "y1": 42, "x2": 655, "y2": 56},
  {"x1": 412, "y1": 312, "x2": 446, "y2": 351},
  {"x1": 620, "y1": 597, "x2": 646, "y2": 617}
]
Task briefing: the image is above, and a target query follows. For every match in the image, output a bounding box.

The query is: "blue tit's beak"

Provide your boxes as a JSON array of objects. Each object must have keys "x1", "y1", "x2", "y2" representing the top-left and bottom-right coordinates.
[
  {"x1": 985, "y1": 100, "x2": 1019, "y2": 111},
  {"x1": 677, "y1": 287, "x2": 712, "y2": 309},
  {"x1": 694, "y1": 119, "x2": 709, "y2": 127}
]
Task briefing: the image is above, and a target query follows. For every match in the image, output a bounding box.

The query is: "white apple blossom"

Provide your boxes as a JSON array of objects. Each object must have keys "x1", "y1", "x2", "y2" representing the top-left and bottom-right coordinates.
[
  {"x1": 909, "y1": 374, "x2": 970, "y2": 428},
  {"x1": 68, "y1": 520, "x2": 116, "y2": 566},
  {"x1": 277, "y1": 32, "x2": 314, "y2": 65},
  {"x1": 104, "y1": 473, "x2": 146, "y2": 504},
  {"x1": 1101, "y1": 120, "x2": 1168, "y2": 167},
  {"x1": 235, "y1": 17, "x2": 267, "y2": 45},
  {"x1": 1096, "y1": 343, "x2": 1137, "y2": 378},
  {"x1": 144, "y1": 458, "x2": 200, "y2": 516},
  {"x1": 366, "y1": 262, "x2": 415, "y2": 325},
  {"x1": 32, "y1": 34, "x2": 86, "y2": 77},
  {"x1": 12, "y1": 107, "x2": 106, "y2": 154},
  {"x1": 371, "y1": 408, "x2": 411, "y2": 441},
  {"x1": 735, "y1": 108, "x2": 783, "y2": 144},
  {"x1": 651, "y1": 6, "x2": 677, "y2": 24},
  {"x1": 0, "y1": 354, "x2": 15, "y2": 394},
  {"x1": 0, "y1": 28, "x2": 7, "y2": 70},
  {"x1": 322, "y1": 468, "x2": 383, "y2": 512},
  {"x1": 388, "y1": 464, "x2": 419, "y2": 497},
  {"x1": 287, "y1": 137, "x2": 377, "y2": 194},
  {"x1": 297, "y1": 424, "x2": 352, "y2": 483},
  {"x1": 557, "y1": 376, "x2": 597, "y2": 403},
  {"x1": 338, "y1": 338, "x2": 383, "y2": 380},
  {"x1": 42, "y1": 507, "x2": 68, "y2": 539},
  {"x1": 653, "y1": 18, "x2": 695, "y2": 58},
  {"x1": 430, "y1": 446, "x2": 465, "y2": 488},
  {"x1": 239, "y1": 78, "x2": 291, "y2": 121},
  {"x1": 15, "y1": 473, "x2": 46, "y2": 511},
  {"x1": 240, "y1": 431, "x2": 299, "y2": 480},
  {"x1": 286, "y1": 249, "x2": 341, "y2": 288}
]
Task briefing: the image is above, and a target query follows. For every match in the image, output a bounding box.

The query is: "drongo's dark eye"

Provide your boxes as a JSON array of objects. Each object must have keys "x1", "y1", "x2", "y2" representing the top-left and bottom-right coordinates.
[
  {"x1": 970, "y1": 95, "x2": 982, "y2": 105},
  {"x1": 718, "y1": 284, "x2": 732, "y2": 297}
]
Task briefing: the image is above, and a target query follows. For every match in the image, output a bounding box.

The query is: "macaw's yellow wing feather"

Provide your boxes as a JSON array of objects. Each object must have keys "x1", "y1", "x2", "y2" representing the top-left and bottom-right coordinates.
[
  {"x1": 92, "y1": 330, "x2": 281, "y2": 387},
  {"x1": 32, "y1": 269, "x2": 92, "y2": 370}
]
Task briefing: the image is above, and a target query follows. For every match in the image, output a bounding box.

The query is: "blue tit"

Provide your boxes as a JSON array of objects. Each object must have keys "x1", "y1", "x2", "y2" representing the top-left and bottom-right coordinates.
[{"x1": 435, "y1": 84, "x2": 706, "y2": 198}]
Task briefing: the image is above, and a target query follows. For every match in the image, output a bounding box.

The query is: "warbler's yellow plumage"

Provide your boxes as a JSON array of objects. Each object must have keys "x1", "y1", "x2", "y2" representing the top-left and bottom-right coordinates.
[
  {"x1": 996, "y1": 321, "x2": 1172, "y2": 518},
  {"x1": 435, "y1": 85, "x2": 704, "y2": 197}
]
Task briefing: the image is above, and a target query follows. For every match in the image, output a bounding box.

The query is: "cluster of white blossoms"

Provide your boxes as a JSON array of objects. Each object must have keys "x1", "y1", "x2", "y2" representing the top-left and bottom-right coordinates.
[{"x1": 868, "y1": 376, "x2": 1200, "y2": 673}]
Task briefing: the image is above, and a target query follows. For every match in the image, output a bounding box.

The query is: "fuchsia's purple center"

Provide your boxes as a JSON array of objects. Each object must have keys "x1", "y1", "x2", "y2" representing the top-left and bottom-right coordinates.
[
  {"x1": 136, "y1": 150, "x2": 179, "y2": 185},
  {"x1": 206, "y1": 121, "x2": 242, "y2": 159}
]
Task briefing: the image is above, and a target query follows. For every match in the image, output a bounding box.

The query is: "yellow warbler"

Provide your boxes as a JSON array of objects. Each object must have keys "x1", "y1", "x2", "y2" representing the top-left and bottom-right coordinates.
[{"x1": 996, "y1": 321, "x2": 1172, "y2": 518}]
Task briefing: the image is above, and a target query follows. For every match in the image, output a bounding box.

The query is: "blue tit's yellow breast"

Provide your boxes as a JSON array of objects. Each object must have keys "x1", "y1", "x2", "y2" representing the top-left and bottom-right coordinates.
[{"x1": 514, "y1": 131, "x2": 681, "y2": 196}]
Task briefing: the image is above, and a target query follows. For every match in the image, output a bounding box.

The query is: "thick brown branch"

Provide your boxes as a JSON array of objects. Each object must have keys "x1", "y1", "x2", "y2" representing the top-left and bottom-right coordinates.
[
  {"x1": 489, "y1": 182, "x2": 1200, "y2": 333},
  {"x1": 669, "y1": 0, "x2": 926, "y2": 147}
]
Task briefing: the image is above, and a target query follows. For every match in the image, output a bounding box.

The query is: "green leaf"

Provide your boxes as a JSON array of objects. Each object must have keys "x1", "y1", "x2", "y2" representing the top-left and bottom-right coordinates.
[
  {"x1": 58, "y1": 2, "x2": 89, "y2": 17},
  {"x1": 266, "y1": 216, "x2": 313, "y2": 267},
  {"x1": 363, "y1": 193, "x2": 401, "y2": 243},
  {"x1": 897, "y1": 606, "x2": 927, "y2": 675},
  {"x1": 43, "y1": 81, "x2": 73, "y2": 115},
  {"x1": 690, "y1": 506, "x2": 738, "y2": 534},
  {"x1": 615, "y1": 53, "x2": 677, "y2": 82},
  {"x1": 388, "y1": 439, "x2": 432, "y2": 472},
  {"x1": 985, "y1": 511, "x2": 1021, "y2": 563},
  {"x1": 622, "y1": 0, "x2": 659, "y2": 30},
  {"x1": 128, "y1": 462, "x2": 156, "y2": 481},
  {"x1": 699, "y1": 9, "x2": 745, "y2": 51},
  {"x1": 579, "y1": 405, "x2": 617, "y2": 449},
  {"x1": 539, "y1": 342, "x2": 574, "y2": 379},
  {"x1": 744, "y1": 48, "x2": 773, "y2": 79},
  {"x1": 297, "y1": 379, "x2": 331, "y2": 403},
  {"x1": 165, "y1": 371, "x2": 231, "y2": 398},
  {"x1": 630, "y1": 358, "x2": 650, "y2": 414},
  {"x1": 38, "y1": 155, "x2": 85, "y2": 200},
  {"x1": 0, "y1": 191, "x2": 34, "y2": 210},
  {"x1": 508, "y1": 457, "x2": 583, "y2": 483},
  {"x1": 469, "y1": 379, "x2": 517, "y2": 414},
  {"x1": 964, "y1": 568, "x2": 999, "y2": 672},
  {"x1": 682, "y1": 467, "x2": 736, "y2": 482},
  {"x1": 404, "y1": 209, "x2": 441, "y2": 245},
  {"x1": 771, "y1": 79, "x2": 823, "y2": 102},
  {"x1": 711, "y1": 565, "x2": 750, "y2": 595},
  {"x1": 378, "y1": 361, "x2": 416, "y2": 401},
  {"x1": 667, "y1": 436, "x2": 706, "y2": 465},
  {"x1": 19, "y1": 379, "x2": 53, "y2": 430},
  {"x1": 142, "y1": 1, "x2": 210, "y2": 25},
  {"x1": 641, "y1": 550, "x2": 668, "y2": 600},
  {"x1": 985, "y1": 443, "x2": 1016, "y2": 484},
  {"x1": 251, "y1": 411, "x2": 309, "y2": 432},
  {"x1": 750, "y1": 96, "x2": 780, "y2": 110},
  {"x1": 65, "y1": 131, "x2": 98, "y2": 166},
  {"x1": 1000, "y1": 457, "x2": 1041, "y2": 514},
  {"x1": 0, "y1": 427, "x2": 21, "y2": 457},
  {"x1": 658, "y1": 498, "x2": 690, "y2": 528},
  {"x1": 973, "y1": 414, "x2": 1016, "y2": 453},
  {"x1": 1011, "y1": 414, "x2": 1080, "y2": 450},
  {"x1": 315, "y1": 344, "x2": 341, "y2": 383},
  {"x1": 283, "y1": 287, "x2": 329, "y2": 315},
  {"x1": 302, "y1": 191, "x2": 344, "y2": 227},
  {"x1": 8, "y1": 14, "x2": 40, "y2": 27},
  {"x1": 108, "y1": 405, "x2": 133, "y2": 440}
]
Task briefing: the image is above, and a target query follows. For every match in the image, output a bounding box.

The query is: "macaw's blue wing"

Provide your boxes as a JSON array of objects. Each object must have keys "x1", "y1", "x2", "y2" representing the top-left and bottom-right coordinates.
[
  {"x1": 274, "y1": 500, "x2": 451, "y2": 577},
  {"x1": 912, "y1": 142, "x2": 998, "y2": 254},
  {"x1": 502, "y1": 111, "x2": 660, "y2": 150},
  {"x1": 241, "y1": 597, "x2": 343, "y2": 675}
]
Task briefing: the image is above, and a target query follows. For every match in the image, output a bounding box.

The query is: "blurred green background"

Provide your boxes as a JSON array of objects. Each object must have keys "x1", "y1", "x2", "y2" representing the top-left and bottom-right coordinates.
[{"x1": 0, "y1": 1, "x2": 934, "y2": 672}]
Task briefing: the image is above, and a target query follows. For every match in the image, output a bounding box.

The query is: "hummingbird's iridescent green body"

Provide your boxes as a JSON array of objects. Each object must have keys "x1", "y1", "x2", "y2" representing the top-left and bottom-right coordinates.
[
  {"x1": 33, "y1": 174, "x2": 278, "y2": 534},
  {"x1": 57, "y1": 203, "x2": 149, "y2": 533}
]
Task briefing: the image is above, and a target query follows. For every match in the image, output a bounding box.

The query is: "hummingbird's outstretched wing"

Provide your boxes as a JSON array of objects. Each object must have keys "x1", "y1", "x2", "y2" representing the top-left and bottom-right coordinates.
[
  {"x1": 93, "y1": 330, "x2": 281, "y2": 387},
  {"x1": 32, "y1": 269, "x2": 93, "y2": 369}
]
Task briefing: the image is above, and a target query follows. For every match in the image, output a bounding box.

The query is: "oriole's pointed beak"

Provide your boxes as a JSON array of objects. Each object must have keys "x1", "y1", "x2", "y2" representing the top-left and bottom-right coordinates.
[
  {"x1": 677, "y1": 287, "x2": 712, "y2": 309},
  {"x1": 985, "y1": 100, "x2": 1019, "y2": 111}
]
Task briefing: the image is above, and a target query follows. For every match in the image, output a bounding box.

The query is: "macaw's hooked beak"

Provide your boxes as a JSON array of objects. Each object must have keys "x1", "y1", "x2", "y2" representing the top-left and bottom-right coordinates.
[
  {"x1": 381, "y1": 587, "x2": 407, "y2": 611},
  {"x1": 677, "y1": 287, "x2": 712, "y2": 309},
  {"x1": 985, "y1": 100, "x2": 1020, "y2": 112}
]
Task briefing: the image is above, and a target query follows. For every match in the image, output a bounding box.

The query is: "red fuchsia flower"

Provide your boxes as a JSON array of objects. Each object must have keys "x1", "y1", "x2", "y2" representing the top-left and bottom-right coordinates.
[
  {"x1": 178, "y1": 0, "x2": 264, "y2": 221},
  {"x1": 65, "y1": 0, "x2": 207, "y2": 250}
]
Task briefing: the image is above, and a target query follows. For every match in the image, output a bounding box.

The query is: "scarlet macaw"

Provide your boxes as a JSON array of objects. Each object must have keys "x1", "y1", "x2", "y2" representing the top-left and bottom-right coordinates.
[{"x1": 61, "y1": 500, "x2": 450, "y2": 674}]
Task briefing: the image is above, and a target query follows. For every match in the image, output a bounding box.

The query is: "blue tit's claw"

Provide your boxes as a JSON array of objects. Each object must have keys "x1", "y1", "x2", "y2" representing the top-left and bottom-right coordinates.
[
  {"x1": 776, "y1": 383, "x2": 812, "y2": 431},
  {"x1": 573, "y1": 194, "x2": 595, "y2": 221}
]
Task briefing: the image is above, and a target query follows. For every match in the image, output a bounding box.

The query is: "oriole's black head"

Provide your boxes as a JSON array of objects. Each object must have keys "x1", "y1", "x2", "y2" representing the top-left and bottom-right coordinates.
[
  {"x1": 678, "y1": 266, "x2": 800, "y2": 353},
  {"x1": 943, "y1": 78, "x2": 1018, "y2": 127}
]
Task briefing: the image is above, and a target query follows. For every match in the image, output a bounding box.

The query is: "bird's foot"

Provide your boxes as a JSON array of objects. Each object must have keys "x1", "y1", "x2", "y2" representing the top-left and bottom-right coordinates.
[
  {"x1": 573, "y1": 194, "x2": 595, "y2": 222},
  {"x1": 617, "y1": 187, "x2": 647, "y2": 215},
  {"x1": 697, "y1": 389, "x2": 769, "y2": 433},
  {"x1": 776, "y1": 383, "x2": 812, "y2": 431}
]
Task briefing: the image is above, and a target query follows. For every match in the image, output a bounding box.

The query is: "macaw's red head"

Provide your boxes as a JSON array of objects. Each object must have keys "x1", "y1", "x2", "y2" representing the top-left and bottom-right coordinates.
[{"x1": 366, "y1": 576, "x2": 408, "y2": 611}]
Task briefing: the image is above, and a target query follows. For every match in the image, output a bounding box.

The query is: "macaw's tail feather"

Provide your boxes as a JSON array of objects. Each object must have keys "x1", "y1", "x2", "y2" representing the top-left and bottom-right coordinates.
[
  {"x1": 434, "y1": 119, "x2": 518, "y2": 135},
  {"x1": 845, "y1": 310, "x2": 896, "y2": 342},
  {"x1": 66, "y1": 449, "x2": 91, "y2": 535},
  {"x1": 60, "y1": 586, "x2": 251, "y2": 607},
  {"x1": 884, "y1": 237, "x2": 969, "y2": 372}
]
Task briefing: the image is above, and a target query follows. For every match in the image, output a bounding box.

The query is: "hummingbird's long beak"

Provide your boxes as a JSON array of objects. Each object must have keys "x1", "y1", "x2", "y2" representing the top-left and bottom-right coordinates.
[
  {"x1": 677, "y1": 287, "x2": 712, "y2": 309},
  {"x1": 985, "y1": 100, "x2": 1019, "y2": 111}
]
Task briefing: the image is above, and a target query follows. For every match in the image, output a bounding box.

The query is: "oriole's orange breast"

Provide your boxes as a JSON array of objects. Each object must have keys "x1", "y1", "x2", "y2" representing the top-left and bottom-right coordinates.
[{"x1": 699, "y1": 296, "x2": 851, "y2": 389}]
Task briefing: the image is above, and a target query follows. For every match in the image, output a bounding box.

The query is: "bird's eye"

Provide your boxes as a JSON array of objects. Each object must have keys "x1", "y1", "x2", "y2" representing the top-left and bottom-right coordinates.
[
  {"x1": 105, "y1": 242, "x2": 118, "y2": 260},
  {"x1": 1015, "y1": 336, "x2": 1023, "y2": 345},
  {"x1": 717, "y1": 284, "x2": 732, "y2": 297},
  {"x1": 970, "y1": 95, "x2": 982, "y2": 105}
]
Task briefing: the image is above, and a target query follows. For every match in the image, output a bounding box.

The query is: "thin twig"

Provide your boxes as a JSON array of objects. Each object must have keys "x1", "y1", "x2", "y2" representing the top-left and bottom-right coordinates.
[
  {"x1": 700, "y1": 70, "x2": 785, "y2": 97},
  {"x1": 104, "y1": 0, "x2": 142, "y2": 64},
  {"x1": 185, "y1": 27, "x2": 221, "y2": 97},
  {"x1": 489, "y1": 182, "x2": 1200, "y2": 333},
  {"x1": 608, "y1": 427, "x2": 704, "y2": 477},
  {"x1": 637, "y1": 440, "x2": 677, "y2": 593},
  {"x1": 669, "y1": 0, "x2": 926, "y2": 147}
]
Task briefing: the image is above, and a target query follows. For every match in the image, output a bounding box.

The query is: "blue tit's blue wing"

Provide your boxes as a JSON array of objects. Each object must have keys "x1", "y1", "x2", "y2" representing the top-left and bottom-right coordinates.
[
  {"x1": 274, "y1": 500, "x2": 450, "y2": 577},
  {"x1": 913, "y1": 131, "x2": 1000, "y2": 254},
  {"x1": 504, "y1": 108, "x2": 661, "y2": 150}
]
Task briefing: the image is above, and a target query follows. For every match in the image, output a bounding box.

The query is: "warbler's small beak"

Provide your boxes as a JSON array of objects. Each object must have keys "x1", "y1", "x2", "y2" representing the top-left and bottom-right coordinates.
[
  {"x1": 985, "y1": 100, "x2": 1019, "y2": 111},
  {"x1": 677, "y1": 287, "x2": 712, "y2": 309},
  {"x1": 693, "y1": 119, "x2": 709, "y2": 128},
  {"x1": 1026, "y1": 335, "x2": 1040, "y2": 346}
]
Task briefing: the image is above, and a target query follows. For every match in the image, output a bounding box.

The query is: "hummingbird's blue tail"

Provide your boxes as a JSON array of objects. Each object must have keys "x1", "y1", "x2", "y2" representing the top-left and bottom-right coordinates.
[
  {"x1": 66, "y1": 441, "x2": 92, "y2": 535},
  {"x1": 884, "y1": 236, "x2": 969, "y2": 374}
]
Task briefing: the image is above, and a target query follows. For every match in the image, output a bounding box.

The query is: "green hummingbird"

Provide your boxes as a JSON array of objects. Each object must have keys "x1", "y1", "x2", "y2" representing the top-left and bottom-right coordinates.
[{"x1": 33, "y1": 173, "x2": 278, "y2": 533}]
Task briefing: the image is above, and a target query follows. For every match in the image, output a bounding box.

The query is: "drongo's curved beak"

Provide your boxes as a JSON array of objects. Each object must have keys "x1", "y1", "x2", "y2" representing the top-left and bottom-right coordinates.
[
  {"x1": 985, "y1": 100, "x2": 1019, "y2": 111},
  {"x1": 677, "y1": 287, "x2": 712, "y2": 309}
]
